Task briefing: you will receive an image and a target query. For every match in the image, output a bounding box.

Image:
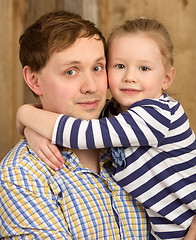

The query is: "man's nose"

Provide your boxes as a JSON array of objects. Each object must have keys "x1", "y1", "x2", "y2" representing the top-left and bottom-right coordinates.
[{"x1": 81, "y1": 72, "x2": 98, "y2": 94}]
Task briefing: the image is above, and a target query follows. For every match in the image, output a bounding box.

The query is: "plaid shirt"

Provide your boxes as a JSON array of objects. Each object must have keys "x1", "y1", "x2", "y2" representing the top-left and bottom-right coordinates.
[{"x1": 0, "y1": 139, "x2": 149, "y2": 239}]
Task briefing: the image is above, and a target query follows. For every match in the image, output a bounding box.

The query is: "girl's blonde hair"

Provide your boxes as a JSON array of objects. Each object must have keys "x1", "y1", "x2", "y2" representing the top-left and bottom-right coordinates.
[{"x1": 107, "y1": 18, "x2": 174, "y2": 70}]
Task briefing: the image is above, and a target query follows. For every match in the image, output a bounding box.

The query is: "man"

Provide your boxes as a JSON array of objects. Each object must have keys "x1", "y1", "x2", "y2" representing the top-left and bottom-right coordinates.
[{"x1": 0, "y1": 11, "x2": 149, "y2": 239}]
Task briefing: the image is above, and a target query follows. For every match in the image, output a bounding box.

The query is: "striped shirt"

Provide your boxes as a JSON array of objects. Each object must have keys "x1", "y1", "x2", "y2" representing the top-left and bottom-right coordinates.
[
  {"x1": 52, "y1": 94, "x2": 196, "y2": 240},
  {"x1": 0, "y1": 139, "x2": 149, "y2": 239}
]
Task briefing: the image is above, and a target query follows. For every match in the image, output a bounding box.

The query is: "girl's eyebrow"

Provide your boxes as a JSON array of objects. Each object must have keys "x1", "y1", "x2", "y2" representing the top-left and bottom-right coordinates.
[{"x1": 139, "y1": 59, "x2": 156, "y2": 65}]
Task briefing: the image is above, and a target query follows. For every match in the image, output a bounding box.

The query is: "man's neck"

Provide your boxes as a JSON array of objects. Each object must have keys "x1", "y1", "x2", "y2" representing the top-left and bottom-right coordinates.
[{"x1": 73, "y1": 149, "x2": 100, "y2": 174}]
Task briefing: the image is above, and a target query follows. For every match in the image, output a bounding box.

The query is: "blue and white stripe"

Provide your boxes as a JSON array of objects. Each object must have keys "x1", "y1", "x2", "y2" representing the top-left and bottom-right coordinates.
[{"x1": 52, "y1": 94, "x2": 196, "y2": 240}]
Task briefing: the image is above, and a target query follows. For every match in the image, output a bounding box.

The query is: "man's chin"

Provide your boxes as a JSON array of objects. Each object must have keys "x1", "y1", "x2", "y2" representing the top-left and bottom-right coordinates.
[{"x1": 72, "y1": 111, "x2": 101, "y2": 120}]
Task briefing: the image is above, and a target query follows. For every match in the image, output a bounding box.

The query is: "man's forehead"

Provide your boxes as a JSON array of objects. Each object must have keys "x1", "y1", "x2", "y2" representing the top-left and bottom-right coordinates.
[{"x1": 51, "y1": 37, "x2": 106, "y2": 65}]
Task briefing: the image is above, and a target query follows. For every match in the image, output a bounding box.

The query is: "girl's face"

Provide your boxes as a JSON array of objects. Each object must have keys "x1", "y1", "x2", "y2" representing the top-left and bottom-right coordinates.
[{"x1": 107, "y1": 33, "x2": 175, "y2": 112}]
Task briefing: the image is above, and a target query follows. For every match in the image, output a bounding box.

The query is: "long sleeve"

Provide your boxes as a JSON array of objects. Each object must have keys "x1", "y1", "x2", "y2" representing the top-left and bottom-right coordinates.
[{"x1": 52, "y1": 96, "x2": 176, "y2": 149}]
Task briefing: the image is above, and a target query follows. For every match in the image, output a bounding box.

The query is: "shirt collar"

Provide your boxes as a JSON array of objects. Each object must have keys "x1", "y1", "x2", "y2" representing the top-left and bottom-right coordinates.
[
  {"x1": 60, "y1": 148, "x2": 111, "y2": 173},
  {"x1": 26, "y1": 140, "x2": 111, "y2": 176}
]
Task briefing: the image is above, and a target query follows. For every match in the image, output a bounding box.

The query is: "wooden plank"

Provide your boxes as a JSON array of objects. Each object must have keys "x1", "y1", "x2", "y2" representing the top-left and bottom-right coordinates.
[
  {"x1": 98, "y1": 0, "x2": 196, "y2": 132},
  {"x1": 1, "y1": 0, "x2": 195, "y2": 161},
  {"x1": 0, "y1": 0, "x2": 24, "y2": 160},
  {"x1": 23, "y1": 0, "x2": 65, "y2": 104},
  {"x1": 0, "y1": 0, "x2": 66, "y2": 160}
]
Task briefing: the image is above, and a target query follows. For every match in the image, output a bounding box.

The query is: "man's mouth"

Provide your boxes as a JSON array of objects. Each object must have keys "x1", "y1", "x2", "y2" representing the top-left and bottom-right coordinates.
[{"x1": 78, "y1": 100, "x2": 99, "y2": 109}]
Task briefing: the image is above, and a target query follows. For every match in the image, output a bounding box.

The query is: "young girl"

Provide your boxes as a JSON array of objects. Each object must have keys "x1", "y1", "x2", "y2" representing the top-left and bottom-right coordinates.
[{"x1": 17, "y1": 18, "x2": 196, "y2": 239}]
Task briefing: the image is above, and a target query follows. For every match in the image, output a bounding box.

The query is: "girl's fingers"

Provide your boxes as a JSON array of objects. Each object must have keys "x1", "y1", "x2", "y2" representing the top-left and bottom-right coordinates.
[
  {"x1": 24, "y1": 127, "x2": 64, "y2": 171},
  {"x1": 39, "y1": 143, "x2": 64, "y2": 170},
  {"x1": 48, "y1": 144, "x2": 65, "y2": 164},
  {"x1": 37, "y1": 149, "x2": 61, "y2": 171}
]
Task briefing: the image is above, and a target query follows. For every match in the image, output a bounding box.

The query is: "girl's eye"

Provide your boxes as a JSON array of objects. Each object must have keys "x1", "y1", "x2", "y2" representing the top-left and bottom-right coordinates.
[
  {"x1": 65, "y1": 69, "x2": 77, "y2": 76},
  {"x1": 93, "y1": 66, "x2": 102, "y2": 72},
  {"x1": 116, "y1": 64, "x2": 125, "y2": 69},
  {"x1": 139, "y1": 66, "x2": 149, "y2": 71}
]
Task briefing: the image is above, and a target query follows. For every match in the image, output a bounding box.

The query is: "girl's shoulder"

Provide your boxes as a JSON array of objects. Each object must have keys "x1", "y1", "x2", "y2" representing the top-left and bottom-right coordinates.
[{"x1": 130, "y1": 93, "x2": 179, "y2": 109}]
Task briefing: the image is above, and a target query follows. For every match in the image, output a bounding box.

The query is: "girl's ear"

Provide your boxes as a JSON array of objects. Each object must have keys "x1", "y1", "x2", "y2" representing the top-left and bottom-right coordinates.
[
  {"x1": 162, "y1": 67, "x2": 176, "y2": 91},
  {"x1": 23, "y1": 66, "x2": 42, "y2": 96}
]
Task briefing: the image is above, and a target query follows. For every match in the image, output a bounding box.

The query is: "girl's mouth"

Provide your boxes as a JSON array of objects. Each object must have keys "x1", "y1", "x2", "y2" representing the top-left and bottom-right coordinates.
[{"x1": 120, "y1": 88, "x2": 141, "y2": 96}]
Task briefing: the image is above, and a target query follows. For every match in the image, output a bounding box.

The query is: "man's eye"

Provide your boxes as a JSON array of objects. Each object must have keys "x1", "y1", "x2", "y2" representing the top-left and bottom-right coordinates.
[
  {"x1": 116, "y1": 64, "x2": 125, "y2": 69},
  {"x1": 93, "y1": 66, "x2": 102, "y2": 72},
  {"x1": 139, "y1": 66, "x2": 149, "y2": 71},
  {"x1": 66, "y1": 69, "x2": 76, "y2": 75}
]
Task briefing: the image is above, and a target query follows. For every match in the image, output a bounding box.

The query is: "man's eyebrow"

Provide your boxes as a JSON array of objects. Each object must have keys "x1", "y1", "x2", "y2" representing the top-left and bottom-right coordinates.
[
  {"x1": 62, "y1": 60, "x2": 80, "y2": 66},
  {"x1": 95, "y1": 56, "x2": 106, "y2": 62},
  {"x1": 62, "y1": 56, "x2": 106, "y2": 66}
]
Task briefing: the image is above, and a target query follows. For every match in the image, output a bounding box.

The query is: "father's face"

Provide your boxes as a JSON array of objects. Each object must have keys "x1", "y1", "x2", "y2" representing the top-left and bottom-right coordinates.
[{"x1": 37, "y1": 36, "x2": 107, "y2": 120}]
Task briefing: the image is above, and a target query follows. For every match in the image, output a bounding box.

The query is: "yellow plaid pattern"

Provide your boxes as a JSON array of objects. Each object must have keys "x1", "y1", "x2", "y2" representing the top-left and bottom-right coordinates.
[{"x1": 0, "y1": 139, "x2": 149, "y2": 239}]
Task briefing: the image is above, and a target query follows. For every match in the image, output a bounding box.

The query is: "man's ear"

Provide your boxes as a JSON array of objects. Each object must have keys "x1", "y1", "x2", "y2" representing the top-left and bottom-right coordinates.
[
  {"x1": 162, "y1": 67, "x2": 176, "y2": 91},
  {"x1": 23, "y1": 66, "x2": 42, "y2": 96}
]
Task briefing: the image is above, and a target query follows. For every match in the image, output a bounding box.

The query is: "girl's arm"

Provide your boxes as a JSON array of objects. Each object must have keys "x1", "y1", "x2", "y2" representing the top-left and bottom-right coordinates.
[
  {"x1": 17, "y1": 98, "x2": 171, "y2": 151},
  {"x1": 17, "y1": 104, "x2": 60, "y2": 140},
  {"x1": 53, "y1": 98, "x2": 172, "y2": 149}
]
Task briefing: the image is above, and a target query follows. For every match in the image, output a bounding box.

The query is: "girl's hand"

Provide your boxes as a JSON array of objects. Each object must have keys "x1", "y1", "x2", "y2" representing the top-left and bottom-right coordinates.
[
  {"x1": 24, "y1": 127, "x2": 64, "y2": 171},
  {"x1": 183, "y1": 216, "x2": 196, "y2": 240}
]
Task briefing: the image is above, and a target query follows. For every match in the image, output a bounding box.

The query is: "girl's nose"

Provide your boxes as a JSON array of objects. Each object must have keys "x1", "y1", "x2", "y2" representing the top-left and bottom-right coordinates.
[{"x1": 123, "y1": 68, "x2": 137, "y2": 83}]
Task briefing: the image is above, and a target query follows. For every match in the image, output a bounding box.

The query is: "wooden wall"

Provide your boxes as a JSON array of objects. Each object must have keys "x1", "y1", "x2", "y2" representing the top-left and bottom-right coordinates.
[
  {"x1": 1, "y1": 0, "x2": 196, "y2": 160},
  {"x1": 98, "y1": 1, "x2": 196, "y2": 137},
  {"x1": 0, "y1": 0, "x2": 24, "y2": 160}
]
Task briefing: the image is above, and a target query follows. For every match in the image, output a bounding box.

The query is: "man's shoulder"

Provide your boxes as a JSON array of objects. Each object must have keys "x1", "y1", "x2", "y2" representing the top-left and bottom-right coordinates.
[
  {"x1": 0, "y1": 138, "x2": 53, "y2": 183},
  {"x1": 1, "y1": 138, "x2": 29, "y2": 167}
]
